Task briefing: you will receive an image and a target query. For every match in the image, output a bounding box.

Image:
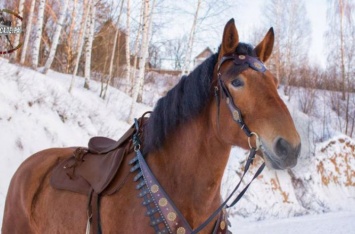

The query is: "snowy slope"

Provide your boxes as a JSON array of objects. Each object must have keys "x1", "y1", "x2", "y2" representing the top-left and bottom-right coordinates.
[
  {"x1": 0, "y1": 58, "x2": 150, "y2": 224},
  {"x1": 1, "y1": 57, "x2": 355, "y2": 232}
]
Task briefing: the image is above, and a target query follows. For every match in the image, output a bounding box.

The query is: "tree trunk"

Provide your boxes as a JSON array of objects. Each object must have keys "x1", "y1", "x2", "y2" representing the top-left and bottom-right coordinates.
[
  {"x1": 125, "y1": 0, "x2": 131, "y2": 94},
  {"x1": 101, "y1": 0, "x2": 125, "y2": 99},
  {"x1": 20, "y1": 0, "x2": 36, "y2": 65},
  {"x1": 66, "y1": 0, "x2": 78, "y2": 74},
  {"x1": 11, "y1": 0, "x2": 25, "y2": 61},
  {"x1": 339, "y1": 0, "x2": 346, "y2": 101},
  {"x1": 130, "y1": 4, "x2": 144, "y2": 96},
  {"x1": 84, "y1": 1, "x2": 96, "y2": 89},
  {"x1": 128, "y1": 0, "x2": 151, "y2": 122},
  {"x1": 43, "y1": 0, "x2": 69, "y2": 74},
  {"x1": 182, "y1": 0, "x2": 201, "y2": 75},
  {"x1": 31, "y1": 0, "x2": 46, "y2": 69},
  {"x1": 136, "y1": 0, "x2": 155, "y2": 102},
  {"x1": 68, "y1": 0, "x2": 91, "y2": 93}
]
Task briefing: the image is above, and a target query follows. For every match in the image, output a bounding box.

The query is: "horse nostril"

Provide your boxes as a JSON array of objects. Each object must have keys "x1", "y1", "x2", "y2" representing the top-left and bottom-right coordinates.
[
  {"x1": 275, "y1": 138, "x2": 290, "y2": 158},
  {"x1": 274, "y1": 138, "x2": 301, "y2": 159}
]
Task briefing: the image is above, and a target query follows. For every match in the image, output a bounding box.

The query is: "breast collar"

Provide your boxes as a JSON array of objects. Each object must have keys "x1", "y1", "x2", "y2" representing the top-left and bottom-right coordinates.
[{"x1": 129, "y1": 149, "x2": 230, "y2": 234}]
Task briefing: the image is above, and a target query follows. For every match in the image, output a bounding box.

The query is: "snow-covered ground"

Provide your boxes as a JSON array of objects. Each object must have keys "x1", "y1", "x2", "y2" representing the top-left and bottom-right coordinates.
[
  {"x1": 1, "y1": 57, "x2": 354, "y2": 233},
  {"x1": 233, "y1": 211, "x2": 355, "y2": 234}
]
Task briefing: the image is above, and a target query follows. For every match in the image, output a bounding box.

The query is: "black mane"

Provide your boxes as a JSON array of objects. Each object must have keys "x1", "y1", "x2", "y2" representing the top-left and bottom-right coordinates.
[{"x1": 143, "y1": 43, "x2": 255, "y2": 153}]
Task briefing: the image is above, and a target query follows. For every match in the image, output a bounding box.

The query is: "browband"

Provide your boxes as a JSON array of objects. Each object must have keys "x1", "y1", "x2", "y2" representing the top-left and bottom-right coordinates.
[{"x1": 217, "y1": 54, "x2": 266, "y2": 74}]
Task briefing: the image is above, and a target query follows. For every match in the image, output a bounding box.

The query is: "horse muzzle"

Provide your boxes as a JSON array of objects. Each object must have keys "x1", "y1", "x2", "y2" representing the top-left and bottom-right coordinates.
[{"x1": 260, "y1": 137, "x2": 301, "y2": 170}]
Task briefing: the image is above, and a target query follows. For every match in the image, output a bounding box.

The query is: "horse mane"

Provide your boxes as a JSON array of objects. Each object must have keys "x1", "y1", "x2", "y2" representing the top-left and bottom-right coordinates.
[{"x1": 143, "y1": 43, "x2": 255, "y2": 154}]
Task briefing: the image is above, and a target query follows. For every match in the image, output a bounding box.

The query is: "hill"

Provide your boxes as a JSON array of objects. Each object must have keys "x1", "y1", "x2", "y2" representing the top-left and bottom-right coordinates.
[{"x1": 0, "y1": 57, "x2": 354, "y2": 232}]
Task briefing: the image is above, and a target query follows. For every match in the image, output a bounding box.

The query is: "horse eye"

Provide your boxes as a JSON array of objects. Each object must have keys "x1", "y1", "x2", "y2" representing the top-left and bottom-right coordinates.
[{"x1": 231, "y1": 79, "x2": 243, "y2": 87}]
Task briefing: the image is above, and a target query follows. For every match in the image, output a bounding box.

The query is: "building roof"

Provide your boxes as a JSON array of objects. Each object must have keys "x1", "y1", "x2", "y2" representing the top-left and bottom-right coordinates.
[{"x1": 195, "y1": 47, "x2": 213, "y2": 59}]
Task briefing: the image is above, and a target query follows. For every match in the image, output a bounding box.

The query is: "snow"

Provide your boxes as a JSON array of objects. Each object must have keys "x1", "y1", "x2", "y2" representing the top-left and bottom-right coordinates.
[
  {"x1": 1, "y1": 57, "x2": 355, "y2": 232},
  {"x1": 232, "y1": 211, "x2": 355, "y2": 234}
]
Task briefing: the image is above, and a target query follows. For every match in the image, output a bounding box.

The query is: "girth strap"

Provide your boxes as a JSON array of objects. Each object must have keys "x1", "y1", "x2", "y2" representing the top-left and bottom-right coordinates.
[{"x1": 86, "y1": 190, "x2": 102, "y2": 234}]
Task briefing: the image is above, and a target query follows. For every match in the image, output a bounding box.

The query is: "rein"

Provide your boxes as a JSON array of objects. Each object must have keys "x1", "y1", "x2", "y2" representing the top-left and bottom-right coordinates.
[{"x1": 132, "y1": 54, "x2": 267, "y2": 234}]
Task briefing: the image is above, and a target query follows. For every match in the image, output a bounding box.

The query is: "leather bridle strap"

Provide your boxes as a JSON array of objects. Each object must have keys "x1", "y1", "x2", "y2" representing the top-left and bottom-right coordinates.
[
  {"x1": 191, "y1": 148, "x2": 265, "y2": 234},
  {"x1": 191, "y1": 54, "x2": 268, "y2": 233},
  {"x1": 217, "y1": 77, "x2": 253, "y2": 137}
]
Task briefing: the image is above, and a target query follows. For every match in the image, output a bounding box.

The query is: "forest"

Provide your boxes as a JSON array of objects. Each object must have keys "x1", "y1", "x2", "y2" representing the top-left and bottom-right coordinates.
[{"x1": 1, "y1": 0, "x2": 354, "y2": 133}]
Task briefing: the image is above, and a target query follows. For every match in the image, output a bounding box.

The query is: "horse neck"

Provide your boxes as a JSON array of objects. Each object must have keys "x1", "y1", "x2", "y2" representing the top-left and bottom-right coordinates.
[{"x1": 146, "y1": 113, "x2": 231, "y2": 228}]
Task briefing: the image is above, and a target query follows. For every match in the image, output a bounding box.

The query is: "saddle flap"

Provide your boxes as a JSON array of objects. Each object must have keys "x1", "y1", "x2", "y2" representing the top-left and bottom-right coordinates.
[
  {"x1": 50, "y1": 156, "x2": 91, "y2": 194},
  {"x1": 51, "y1": 147, "x2": 125, "y2": 195},
  {"x1": 80, "y1": 148, "x2": 125, "y2": 193},
  {"x1": 50, "y1": 115, "x2": 150, "y2": 196}
]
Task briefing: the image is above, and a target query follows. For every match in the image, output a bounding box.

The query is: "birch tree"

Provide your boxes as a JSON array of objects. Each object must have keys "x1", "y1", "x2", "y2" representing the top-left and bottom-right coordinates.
[
  {"x1": 130, "y1": 3, "x2": 144, "y2": 95},
  {"x1": 263, "y1": 0, "x2": 311, "y2": 96},
  {"x1": 20, "y1": 0, "x2": 36, "y2": 64},
  {"x1": 125, "y1": 0, "x2": 131, "y2": 93},
  {"x1": 68, "y1": 0, "x2": 91, "y2": 93},
  {"x1": 42, "y1": 0, "x2": 69, "y2": 74},
  {"x1": 325, "y1": 0, "x2": 354, "y2": 135},
  {"x1": 84, "y1": 1, "x2": 96, "y2": 89},
  {"x1": 11, "y1": 0, "x2": 25, "y2": 61},
  {"x1": 101, "y1": 0, "x2": 125, "y2": 99},
  {"x1": 182, "y1": 0, "x2": 202, "y2": 75},
  {"x1": 65, "y1": 0, "x2": 78, "y2": 73},
  {"x1": 31, "y1": 0, "x2": 46, "y2": 69},
  {"x1": 338, "y1": 0, "x2": 346, "y2": 100},
  {"x1": 128, "y1": 0, "x2": 151, "y2": 122},
  {"x1": 136, "y1": 0, "x2": 156, "y2": 102}
]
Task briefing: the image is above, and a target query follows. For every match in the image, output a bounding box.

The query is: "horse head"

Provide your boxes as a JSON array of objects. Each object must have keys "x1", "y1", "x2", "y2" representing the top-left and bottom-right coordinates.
[{"x1": 213, "y1": 19, "x2": 301, "y2": 169}]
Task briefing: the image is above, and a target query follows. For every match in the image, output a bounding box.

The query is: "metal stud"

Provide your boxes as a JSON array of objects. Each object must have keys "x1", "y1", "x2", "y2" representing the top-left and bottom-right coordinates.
[
  {"x1": 238, "y1": 55, "x2": 246, "y2": 60},
  {"x1": 167, "y1": 212, "x2": 176, "y2": 221},
  {"x1": 177, "y1": 227, "x2": 186, "y2": 234},
  {"x1": 253, "y1": 62, "x2": 262, "y2": 70},
  {"x1": 232, "y1": 110, "x2": 240, "y2": 121},
  {"x1": 151, "y1": 184, "x2": 159, "y2": 193},
  {"x1": 159, "y1": 198, "x2": 168, "y2": 207},
  {"x1": 220, "y1": 221, "x2": 226, "y2": 230}
]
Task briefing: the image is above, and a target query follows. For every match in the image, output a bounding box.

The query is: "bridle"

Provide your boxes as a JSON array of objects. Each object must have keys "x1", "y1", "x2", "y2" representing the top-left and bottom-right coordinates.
[
  {"x1": 131, "y1": 54, "x2": 267, "y2": 234},
  {"x1": 191, "y1": 54, "x2": 267, "y2": 233},
  {"x1": 214, "y1": 53, "x2": 267, "y2": 150}
]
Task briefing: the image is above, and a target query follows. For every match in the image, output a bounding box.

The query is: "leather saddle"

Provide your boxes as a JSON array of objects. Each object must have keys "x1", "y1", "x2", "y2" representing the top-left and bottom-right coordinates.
[{"x1": 50, "y1": 116, "x2": 147, "y2": 196}]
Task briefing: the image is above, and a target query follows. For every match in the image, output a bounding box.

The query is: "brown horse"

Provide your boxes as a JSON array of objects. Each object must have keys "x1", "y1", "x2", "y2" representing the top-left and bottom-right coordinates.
[{"x1": 2, "y1": 19, "x2": 301, "y2": 234}]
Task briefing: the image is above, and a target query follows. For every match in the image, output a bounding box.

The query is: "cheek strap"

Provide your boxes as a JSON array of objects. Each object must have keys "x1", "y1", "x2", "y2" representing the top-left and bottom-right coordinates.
[{"x1": 216, "y1": 76, "x2": 252, "y2": 138}]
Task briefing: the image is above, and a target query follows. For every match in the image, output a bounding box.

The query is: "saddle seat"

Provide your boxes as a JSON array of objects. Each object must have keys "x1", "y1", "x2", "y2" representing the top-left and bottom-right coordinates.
[{"x1": 50, "y1": 117, "x2": 146, "y2": 196}]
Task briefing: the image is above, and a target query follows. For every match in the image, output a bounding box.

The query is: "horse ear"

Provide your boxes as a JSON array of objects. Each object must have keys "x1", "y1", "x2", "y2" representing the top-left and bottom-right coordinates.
[
  {"x1": 254, "y1": 27, "x2": 274, "y2": 62},
  {"x1": 219, "y1": 18, "x2": 239, "y2": 60}
]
